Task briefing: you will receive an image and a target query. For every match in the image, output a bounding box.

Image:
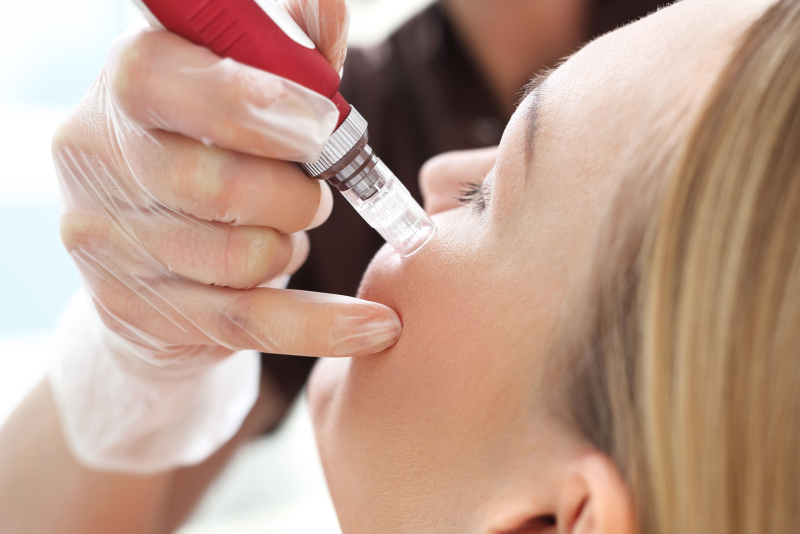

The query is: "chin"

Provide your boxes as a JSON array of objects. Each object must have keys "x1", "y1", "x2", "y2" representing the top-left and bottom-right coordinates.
[
  {"x1": 306, "y1": 353, "x2": 348, "y2": 426},
  {"x1": 308, "y1": 243, "x2": 403, "y2": 439}
]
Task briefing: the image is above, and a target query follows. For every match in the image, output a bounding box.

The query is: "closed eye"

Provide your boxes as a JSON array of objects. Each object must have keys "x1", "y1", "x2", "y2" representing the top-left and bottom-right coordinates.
[{"x1": 457, "y1": 182, "x2": 488, "y2": 210}]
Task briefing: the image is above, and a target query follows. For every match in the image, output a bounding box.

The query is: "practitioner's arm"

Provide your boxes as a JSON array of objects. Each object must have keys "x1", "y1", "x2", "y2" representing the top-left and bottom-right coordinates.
[{"x1": 0, "y1": 374, "x2": 286, "y2": 534}]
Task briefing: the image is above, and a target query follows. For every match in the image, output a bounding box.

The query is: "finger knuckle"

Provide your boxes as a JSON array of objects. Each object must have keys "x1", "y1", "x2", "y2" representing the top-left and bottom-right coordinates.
[
  {"x1": 89, "y1": 273, "x2": 143, "y2": 332},
  {"x1": 92, "y1": 291, "x2": 164, "y2": 347},
  {"x1": 92, "y1": 292, "x2": 132, "y2": 336},
  {"x1": 52, "y1": 78, "x2": 116, "y2": 176},
  {"x1": 106, "y1": 30, "x2": 156, "y2": 119},
  {"x1": 224, "y1": 62, "x2": 260, "y2": 109},
  {"x1": 51, "y1": 118, "x2": 81, "y2": 157},
  {"x1": 219, "y1": 294, "x2": 259, "y2": 350},
  {"x1": 59, "y1": 214, "x2": 100, "y2": 253},
  {"x1": 52, "y1": 123, "x2": 83, "y2": 186},
  {"x1": 174, "y1": 147, "x2": 238, "y2": 220},
  {"x1": 224, "y1": 226, "x2": 288, "y2": 288}
]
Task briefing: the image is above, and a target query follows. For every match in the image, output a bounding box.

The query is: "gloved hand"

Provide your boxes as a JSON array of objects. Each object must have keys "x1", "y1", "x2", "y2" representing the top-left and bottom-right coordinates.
[
  {"x1": 283, "y1": 0, "x2": 351, "y2": 72},
  {"x1": 50, "y1": 0, "x2": 401, "y2": 474}
]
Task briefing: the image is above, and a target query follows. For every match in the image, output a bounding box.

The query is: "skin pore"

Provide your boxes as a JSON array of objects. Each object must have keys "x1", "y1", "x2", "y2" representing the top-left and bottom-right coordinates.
[{"x1": 308, "y1": 1, "x2": 775, "y2": 533}]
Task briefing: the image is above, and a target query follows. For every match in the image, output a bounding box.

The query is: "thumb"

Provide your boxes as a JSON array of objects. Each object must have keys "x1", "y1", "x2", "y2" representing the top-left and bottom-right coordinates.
[{"x1": 281, "y1": 0, "x2": 351, "y2": 72}]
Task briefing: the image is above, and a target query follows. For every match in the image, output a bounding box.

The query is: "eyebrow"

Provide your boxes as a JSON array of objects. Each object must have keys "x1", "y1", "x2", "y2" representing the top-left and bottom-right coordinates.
[{"x1": 521, "y1": 68, "x2": 555, "y2": 171}]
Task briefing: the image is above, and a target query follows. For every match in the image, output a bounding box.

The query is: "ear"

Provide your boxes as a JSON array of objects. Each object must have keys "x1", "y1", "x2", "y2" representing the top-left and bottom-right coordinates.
[
  {"x1": 555, "y1": 452, "x2": 635, "y2": 534},
  {"x1": 491, "y1": 450, "x2": 634, "y2": 534}
]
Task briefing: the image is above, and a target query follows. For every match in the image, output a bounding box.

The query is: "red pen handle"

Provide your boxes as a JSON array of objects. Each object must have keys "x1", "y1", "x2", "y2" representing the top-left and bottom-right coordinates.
[{"x1": 139, "y1": 0, "x2": 351, "y2": 125}]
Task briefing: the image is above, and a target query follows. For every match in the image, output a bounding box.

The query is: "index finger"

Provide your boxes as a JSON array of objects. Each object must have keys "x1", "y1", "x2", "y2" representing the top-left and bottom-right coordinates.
[
  {"x1": 64, "y1": 214, "x2": 403, "y2": 358},
  {"x1": 106, "y1": 29, "x2": 339, "y2": 163}
]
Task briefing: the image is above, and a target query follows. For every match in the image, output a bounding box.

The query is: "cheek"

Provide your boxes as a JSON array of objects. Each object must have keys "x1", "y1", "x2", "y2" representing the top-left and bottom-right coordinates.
[
  {"x1": 307, "y1": 355, "x2": 350, "y2": 431},
  {"x1": 309, "y1": 225, "x2": 543, "y2": 531}
]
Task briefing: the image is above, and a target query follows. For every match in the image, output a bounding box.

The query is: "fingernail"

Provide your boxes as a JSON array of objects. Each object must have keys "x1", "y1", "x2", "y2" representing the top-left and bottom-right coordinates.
[
  {"x1": 259, "y1": 274, "x2": 291, "y2": 289},
  {"x1": 306, "y1": 181, "x2": 333, "y2": 231},
  {"x1": 329, "y1": 311, "x2": 403, "y2": 357}
]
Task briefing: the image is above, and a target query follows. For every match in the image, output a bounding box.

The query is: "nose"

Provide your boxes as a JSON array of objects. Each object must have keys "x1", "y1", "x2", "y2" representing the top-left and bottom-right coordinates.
[{"x1": 419, "y1": 147, "x2": 499, "y2": 215}]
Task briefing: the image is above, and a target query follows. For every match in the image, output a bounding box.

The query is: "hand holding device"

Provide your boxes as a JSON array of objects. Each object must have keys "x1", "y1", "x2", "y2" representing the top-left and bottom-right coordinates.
[
  {"x1": 50, "y1": 4, "x2": 401, "y2": 473},
  {"x1": 133, "y1": 0, "x2": 437, "y2": 256}
]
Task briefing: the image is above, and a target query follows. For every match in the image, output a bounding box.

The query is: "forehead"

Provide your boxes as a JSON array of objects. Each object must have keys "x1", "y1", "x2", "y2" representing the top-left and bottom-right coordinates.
[
  {"x1": 494, "y1": 0, "x2": 771, "y2": 226},
  {"x1": 557, "y1": 0, "x2": 771, "y2": 93},
  {"x1": 541, "y1": 0, "x2": 767, "y2": 154}
]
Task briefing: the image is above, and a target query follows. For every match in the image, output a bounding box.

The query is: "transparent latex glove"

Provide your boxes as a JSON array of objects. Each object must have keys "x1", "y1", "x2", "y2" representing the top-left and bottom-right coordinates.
[
  {"x1": 282, "y1": 0, "x2": 351, "y2": 72},
  {"x1": 50, "y1": 5, "x2": 401, "y2": 474},
  {"x1": 51, "y1": 290, "x2": 262, "y2": 473}
]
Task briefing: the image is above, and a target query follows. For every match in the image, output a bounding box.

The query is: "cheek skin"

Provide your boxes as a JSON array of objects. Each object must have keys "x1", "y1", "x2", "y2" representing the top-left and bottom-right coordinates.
[
  {"x1": 307, "y1": 101, "x2": 577, "y2": 532},
  {"x1": 308, "y1": 208, "x2": 554, "y2": 533},
  {"x1": 307, "y1": 83, "x2": 598, "y2": 533},
  {"x1": 309, "y1": 2, "x2": 774, "y2": 532}
]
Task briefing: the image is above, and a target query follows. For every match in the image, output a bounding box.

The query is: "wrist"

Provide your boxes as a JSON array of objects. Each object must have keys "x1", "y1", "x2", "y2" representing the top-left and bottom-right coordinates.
[{"x1": 49, "y1": 290, "x2": 260, "y2": 474}]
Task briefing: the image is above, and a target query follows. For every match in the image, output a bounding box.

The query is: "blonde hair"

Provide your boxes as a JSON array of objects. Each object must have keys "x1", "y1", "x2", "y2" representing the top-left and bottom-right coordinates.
[{"x1": 555, "y1": 1, "x2": 800, "y2": 533}]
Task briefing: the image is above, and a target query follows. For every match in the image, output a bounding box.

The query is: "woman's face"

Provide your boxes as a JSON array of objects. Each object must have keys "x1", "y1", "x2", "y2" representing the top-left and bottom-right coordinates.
[{"x1": 308, "y1": 1, "x2": 772, "y2": 532}]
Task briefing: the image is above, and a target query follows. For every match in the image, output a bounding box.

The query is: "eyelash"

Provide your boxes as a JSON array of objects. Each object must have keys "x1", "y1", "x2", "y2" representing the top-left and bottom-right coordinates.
[{"x1": 457, "y1": 182, "x2": 488, "y2": 210}]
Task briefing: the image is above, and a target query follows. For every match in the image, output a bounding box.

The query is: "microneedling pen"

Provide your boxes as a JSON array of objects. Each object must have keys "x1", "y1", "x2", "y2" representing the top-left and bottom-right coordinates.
[{"x1": 130, "y1": 0, "x2": 437, "y2": 257}]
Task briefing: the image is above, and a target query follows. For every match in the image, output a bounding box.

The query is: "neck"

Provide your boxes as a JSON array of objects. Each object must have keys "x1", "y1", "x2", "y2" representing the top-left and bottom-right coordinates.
[{"x1": 442, "y1": 0, "x2": 588, "y2": 119}]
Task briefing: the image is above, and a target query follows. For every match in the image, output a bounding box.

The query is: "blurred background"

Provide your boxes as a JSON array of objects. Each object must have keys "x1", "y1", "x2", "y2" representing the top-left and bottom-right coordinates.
[{"x1": 0, "y1": 0, "x2": 433, "y2": 531}]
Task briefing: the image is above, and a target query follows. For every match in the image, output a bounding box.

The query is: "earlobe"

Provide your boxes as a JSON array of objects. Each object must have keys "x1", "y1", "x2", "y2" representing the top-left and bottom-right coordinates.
[{"x1": 559, "y1": 453, "x2": 635, "y2": 534}]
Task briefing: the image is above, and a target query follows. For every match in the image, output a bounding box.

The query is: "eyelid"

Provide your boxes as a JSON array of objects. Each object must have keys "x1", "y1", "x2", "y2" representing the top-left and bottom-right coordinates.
[
  {"x1": 457, "y1": 177, "x2": 491, "y2": 211},
  {"x1": 457, "y1": 182, "x2": 483, "y2": 208}
]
